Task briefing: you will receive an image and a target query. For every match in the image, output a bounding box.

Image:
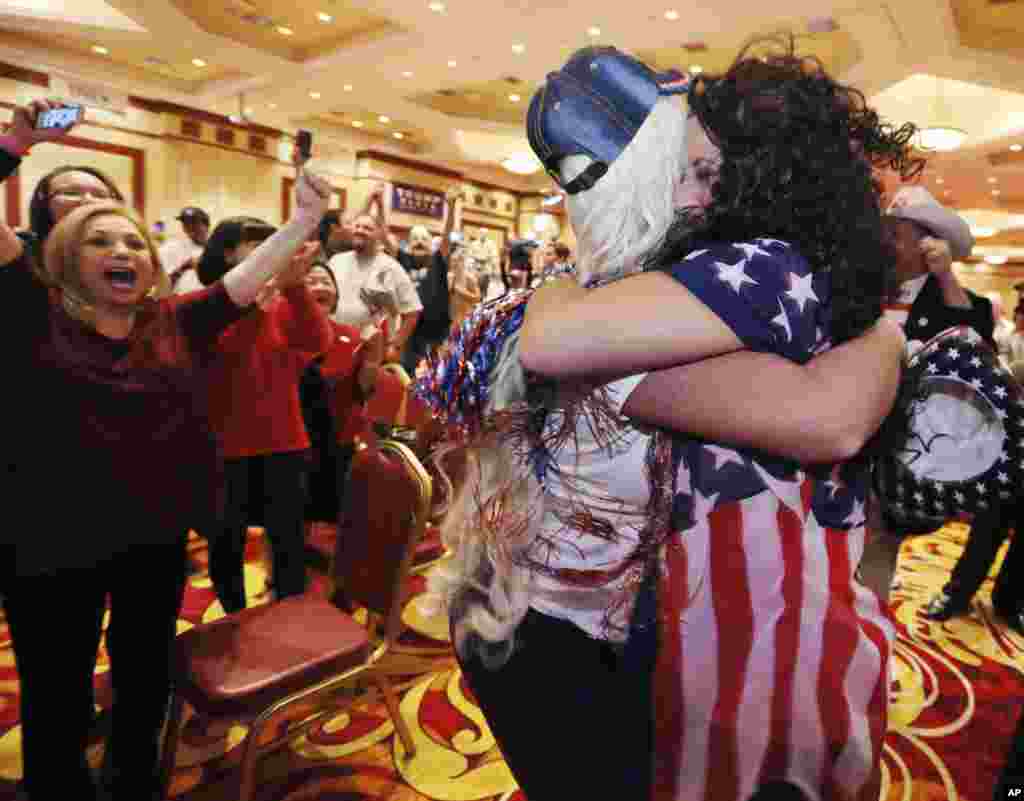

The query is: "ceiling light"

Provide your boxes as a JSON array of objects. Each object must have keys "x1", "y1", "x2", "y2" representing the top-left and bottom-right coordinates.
[
  {"x1": 512, "y1": 43, "x2": 526, "y2": 54},
  {"x1": 343, "y1": 84, "x2": 353, "y2": 92},
  {"x1": 985, "y1": 253, "x2": 1008, "y2": 265},
  {"x1": 971, "y1": 226, "x2": 996, "y2": 238},
  {"x1": 502, "y1": 152, "x2": 541, "y2": 175},
  {"x1": 935, "y1": 177, "x2": 944, "y2": 184},
  {"x1": 402, "y1": 71, "x2": 413, "y2": 78},
  {"x1": 915, "y1": 127, "x2": 967, "y2": 151},
  {"x1": 268, "y1": 103, "x2": 277, "y2": 109},
  {"x1": 393, "y1": 132, "x2": 405, "y2": 139},
  {"x1": 379, "y1": 115, "x2": 391, "y2": 123},
  {"x1": 277, "y1": 26, "x2": 294, "y2": 36},
  {"x1": 317, "y1": 11, "x2": 333, "y2": 22},
  {"x1": 509, "y1": 93, "x2": 521, "y2": 102},
  {"x1": 943, "y1": 190, "x2": 952, "y2": 196},
  {"x1": 988, "y1": 177, "x2": 999, "y2": 183},
  {"x1": 1012, "y1": 144, "x2": 1023, "y2": 153},
  {"x1": 993, "y1": 189, "x2": 1002, "y2": 196},
  {"x1": 689, "y1": 65, "x2": 703, "y2": 74},
  {"x1": 352, "y1": 121, "x2": 364, "y2": 128},
  {"x1": 92, "y1": 45, "x2": 109, "y2": 55},
  {"x1": 665, "y1": 10, "x2": 680, "y2": 20},
  {"x1": 447, "y1": 59, "x2": 457, "y2": 67},
  {"x1": 588, "y1": 26, "x2": 601, "y2": 37},
  {"x1": 191, "y1": 58, "x2": 207, "y2": 67},
  {"x1": 428, "y1": 1, "x2": 446, "y2": 10},
  {"x1": 309, "y1": 91, "x2": 321, "y2": 99},
  {"x1": 244, "y1": 106, "x2": 253, "y2": 115}
]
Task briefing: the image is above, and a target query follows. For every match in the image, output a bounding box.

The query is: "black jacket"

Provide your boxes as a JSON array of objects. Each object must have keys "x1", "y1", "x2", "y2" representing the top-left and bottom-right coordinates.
[{"x1": 903, "y1": 274, "x2": 995, "y2": 349}]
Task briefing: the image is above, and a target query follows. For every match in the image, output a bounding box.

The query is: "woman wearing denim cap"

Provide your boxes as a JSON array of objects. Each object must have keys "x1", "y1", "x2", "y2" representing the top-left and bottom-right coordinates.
[
  {"x1": 519, "y1": 38, "x2": 922, "y2": 801},
  {"x1": 417, "y1": 42, "x2": 909, "y2": 801}
]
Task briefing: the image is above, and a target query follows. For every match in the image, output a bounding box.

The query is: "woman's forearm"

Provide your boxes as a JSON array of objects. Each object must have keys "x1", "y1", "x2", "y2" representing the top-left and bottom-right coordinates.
[
  {"x1": 621, "y1": 319, "x2": 905, "y2": 462},
  {"x1": 0, "y1": 224, "x2": 23, "y2": 267},
  {"x1": 222, "y1": 213, "x2": 319, "y2": 307}
]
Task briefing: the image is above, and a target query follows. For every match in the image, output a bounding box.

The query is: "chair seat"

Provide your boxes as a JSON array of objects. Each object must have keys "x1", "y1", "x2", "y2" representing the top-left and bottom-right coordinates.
[
  {"x1": 413, "y1": 526, "x2": 445, "y2": 564},
  {"x1": 174, "y1": 595, "x2": 370, "y2": 718}
]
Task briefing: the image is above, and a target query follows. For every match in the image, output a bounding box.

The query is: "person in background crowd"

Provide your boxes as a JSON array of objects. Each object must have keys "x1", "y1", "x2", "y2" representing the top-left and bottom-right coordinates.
[
  {"x1": 162, "y1": 206, "x2": 210, "y2": 293},
  {"x1": 502, "y1": 239, "x2": 536, "y2": 291},
  {"x1": 318, "y1": 209, "x2": 351, "y2": 260},
  {"x1": 197, "y1": 216, "x2": 332, "y2": 614},
  {"x1": 301, "y1": 264, "x2": 384, "y2": 528},
  {"x1": 538, "y1": 238, "x2": 559, "y2": 272},
  {"x1": 1001, "y1": 302, "x2": 1024, "y2": 366},
  {"x1": 328, "y1": 212, "x2": 422, "y2": 364},
  {"x1": 553, "y1": 241, "x2": 572, "y2": 269},
  {"x1": 0, "y1": 96, "x2": 331, "y2": 801},
  {"x1": 447, "y1": 241, "x2": 481, "y2": 332},
  {"x1": 516, "y1": 41, "x2": 917, "y2": 801},
  {"x1": 988, "y1": 291, "x2": 1016, "y2": 365}
]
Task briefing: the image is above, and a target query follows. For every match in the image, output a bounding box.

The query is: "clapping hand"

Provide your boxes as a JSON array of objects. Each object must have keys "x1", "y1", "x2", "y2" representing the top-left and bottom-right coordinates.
[
  {"x1": 5, "y1": 98, "x2": 82, "y2": 152},
  {"x1": 276, "y1": 242, "x2": 321, "y2": 289}
]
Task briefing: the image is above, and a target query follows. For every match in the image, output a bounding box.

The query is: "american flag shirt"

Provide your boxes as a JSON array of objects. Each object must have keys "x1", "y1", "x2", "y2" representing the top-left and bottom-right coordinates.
[{"x1": 649, "y1": 239, "x2": 895, "y2": 801}]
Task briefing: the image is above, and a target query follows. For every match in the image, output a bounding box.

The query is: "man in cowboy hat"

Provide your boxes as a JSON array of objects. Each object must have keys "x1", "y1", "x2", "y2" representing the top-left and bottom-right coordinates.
[{"x1": 864, "y1": 187, "x2": 1024, "y2": 633}]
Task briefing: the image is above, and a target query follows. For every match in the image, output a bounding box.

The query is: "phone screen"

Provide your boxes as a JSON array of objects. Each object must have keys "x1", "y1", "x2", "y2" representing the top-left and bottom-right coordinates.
[
  {"x1": 36, "y1": 105, "x2": 82, "y2": 130},
  {"x1": 296, "y1": 129, "x2": 312, "y2": 162}
]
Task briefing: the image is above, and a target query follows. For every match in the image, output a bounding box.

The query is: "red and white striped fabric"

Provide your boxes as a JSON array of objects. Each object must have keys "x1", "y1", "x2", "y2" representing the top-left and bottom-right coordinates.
[{"x1": 652, "y1": 477, "x2": 895, "y2": 801}]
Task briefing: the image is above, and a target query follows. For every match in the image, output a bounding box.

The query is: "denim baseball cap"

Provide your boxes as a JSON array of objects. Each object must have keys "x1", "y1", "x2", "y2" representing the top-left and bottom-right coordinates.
[{"x1": 527, "y1": 46, "x2": 690, "y2": 195}]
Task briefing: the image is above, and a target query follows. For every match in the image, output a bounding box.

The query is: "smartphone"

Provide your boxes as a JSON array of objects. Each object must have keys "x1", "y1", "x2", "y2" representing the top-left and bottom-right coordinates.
[
  {"x1": 296, "y1": 129, "x2": 313, "y2": 162},
  {"x1": 35, "y1": 104, "x2": 83, "y2": 130}
]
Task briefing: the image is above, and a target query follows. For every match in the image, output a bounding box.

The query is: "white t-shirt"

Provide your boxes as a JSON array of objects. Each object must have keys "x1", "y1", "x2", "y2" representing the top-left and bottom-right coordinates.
[
  {"x1": 527, "y1": 372, "x2": 651, "y2": 642},
  {"x1": 158, "y1": 238, "x2": 203, "y2": 276},
  {"x1": 327, "y1": 249, "x2": 423, "y2": 341},
  {"x1": 172, "y1": 268, "x2": 204, "y2": 295}
]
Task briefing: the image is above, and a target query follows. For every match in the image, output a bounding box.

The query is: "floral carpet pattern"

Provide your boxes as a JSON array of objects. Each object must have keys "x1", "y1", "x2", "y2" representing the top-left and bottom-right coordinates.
[{"x1": 0, "y1": 522, "x2": 1019, "y2": 800}]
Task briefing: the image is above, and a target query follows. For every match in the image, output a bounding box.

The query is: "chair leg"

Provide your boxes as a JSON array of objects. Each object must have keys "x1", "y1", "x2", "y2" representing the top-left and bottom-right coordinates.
[
  {"x1": 236, "y1": 720, "x2": 263, "y2": 801},
  {"x1": 374, "y1": 674, "x2": 416, "y2": 758},
  {"x1": 159, "y1": 692, "x2": 185, "y2": 797}
]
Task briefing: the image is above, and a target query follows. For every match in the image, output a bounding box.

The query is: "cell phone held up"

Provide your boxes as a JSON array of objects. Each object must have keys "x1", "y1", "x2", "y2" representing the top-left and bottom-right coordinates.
[
  {"x1": 296, "y1": 129, "x2": 313, "y2": 163},
  {"x1": 35, "y1": 104, "x2": 83, "y2": 130}
]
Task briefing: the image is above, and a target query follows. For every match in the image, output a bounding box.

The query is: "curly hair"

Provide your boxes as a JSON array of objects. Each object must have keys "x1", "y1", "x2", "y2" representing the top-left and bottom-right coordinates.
[{"x1": 651, "y1": 35, "x2": 925, "y2": 345}]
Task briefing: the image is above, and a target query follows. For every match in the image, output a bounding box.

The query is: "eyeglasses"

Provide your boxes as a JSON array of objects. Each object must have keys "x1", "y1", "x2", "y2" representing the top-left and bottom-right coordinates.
[{"x1": 50, "y1": 189, "x2": 115, "y2": 201}]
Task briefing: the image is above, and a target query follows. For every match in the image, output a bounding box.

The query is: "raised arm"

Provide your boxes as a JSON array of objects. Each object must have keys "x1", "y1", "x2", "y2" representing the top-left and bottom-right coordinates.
[
  {"x1": 271, "y1": 243, "x2": 333, "y2": 353},
  {"x1": 440, "y1": 186, "x2": 460, "y2": 260},
  {"x1": 621, "y1": 319, "x2": 905, "y2": 463}
]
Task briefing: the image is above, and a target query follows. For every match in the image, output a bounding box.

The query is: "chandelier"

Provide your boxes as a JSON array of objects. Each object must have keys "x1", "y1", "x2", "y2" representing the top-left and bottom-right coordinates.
[{"x1": 914, "y1": 77, "x2": 966, "y2": 152}]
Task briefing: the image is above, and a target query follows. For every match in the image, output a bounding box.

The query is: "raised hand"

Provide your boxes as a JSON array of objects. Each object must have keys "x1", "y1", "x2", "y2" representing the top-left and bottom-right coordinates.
[
  {"x1": 294, "y1": 168, "x2": 331, "y2": 221},
  {"x1": 3, "y1": 98, "x2": 83, "y2": 153},
  {"x1": 276, "y1": 241, "x2": 321, "y2": 289},
  {"x1": 920, "y1": 236, "x2": 953, "y2": 277}
]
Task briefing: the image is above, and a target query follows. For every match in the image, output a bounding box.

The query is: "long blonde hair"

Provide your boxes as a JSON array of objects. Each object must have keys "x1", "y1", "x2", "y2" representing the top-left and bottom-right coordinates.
[
  {"x1": 43, "y1": 202, "x2": 168, "y2": 326},
  {"x1": 426, "y1": 95, "x2": 688, "y2": 665}
]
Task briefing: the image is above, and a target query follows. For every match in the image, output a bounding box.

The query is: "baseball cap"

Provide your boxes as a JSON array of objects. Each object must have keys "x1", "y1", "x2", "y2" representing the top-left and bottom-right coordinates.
[
  {"x1": 527, "y1": 46, "x2": 690, "y2": 195},
  {"x1": 176, "y1": 206, "x2": 210, "y2": 225}
]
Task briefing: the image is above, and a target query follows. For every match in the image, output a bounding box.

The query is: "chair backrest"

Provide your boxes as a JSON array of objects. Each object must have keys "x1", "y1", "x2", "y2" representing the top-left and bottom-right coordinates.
[
  {"x1": 365, "y1": 368, "x2": 406, "y2": 426},
  {"x1": 333, "y1": 439, "x2": 432, "y2": 641}
]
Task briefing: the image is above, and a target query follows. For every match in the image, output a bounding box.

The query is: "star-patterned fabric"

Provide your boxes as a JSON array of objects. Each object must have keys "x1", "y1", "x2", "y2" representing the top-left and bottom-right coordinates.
[{"x1": 647, "y1": 238, "x2": 893, "y2": 801}]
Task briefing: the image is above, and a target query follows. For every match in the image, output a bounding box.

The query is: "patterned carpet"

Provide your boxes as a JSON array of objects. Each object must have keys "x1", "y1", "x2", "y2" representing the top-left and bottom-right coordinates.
[{"x1": 0, "y1": 522, "x2": 1019, "y2": 801}]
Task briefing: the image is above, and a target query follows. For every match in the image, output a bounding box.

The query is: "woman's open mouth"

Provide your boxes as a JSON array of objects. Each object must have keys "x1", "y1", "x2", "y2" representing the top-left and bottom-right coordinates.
[{"x1": 104, "y1": 268, "x2": 138, "y2": 292}]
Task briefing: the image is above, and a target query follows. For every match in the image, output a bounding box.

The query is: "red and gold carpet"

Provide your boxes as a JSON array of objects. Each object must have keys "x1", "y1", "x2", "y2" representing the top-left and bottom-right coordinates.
[{"x1": 0, "y1": 522, "x2": 1019, "y2": 801}]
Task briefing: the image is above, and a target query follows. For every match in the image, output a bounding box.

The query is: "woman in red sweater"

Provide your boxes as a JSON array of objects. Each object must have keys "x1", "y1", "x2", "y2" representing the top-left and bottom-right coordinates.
[
  {"x1": 0, "y1": 99, "x2": 331, "y2": 801},
  {"x1": 197, "y1": 218, "x2": 333, "y2": 613}
]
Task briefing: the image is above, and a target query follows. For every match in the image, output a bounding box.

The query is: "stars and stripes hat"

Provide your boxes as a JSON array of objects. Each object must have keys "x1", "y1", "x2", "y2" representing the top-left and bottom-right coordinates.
[{"x1": 527, "y1": 46, "x2": 690, "y2": 195}]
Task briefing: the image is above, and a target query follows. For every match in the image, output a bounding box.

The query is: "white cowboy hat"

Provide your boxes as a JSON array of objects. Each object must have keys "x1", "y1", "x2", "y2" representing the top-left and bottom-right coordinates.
[{"x1": 886, "y1": 186, "x2": 974, "y2": 260}]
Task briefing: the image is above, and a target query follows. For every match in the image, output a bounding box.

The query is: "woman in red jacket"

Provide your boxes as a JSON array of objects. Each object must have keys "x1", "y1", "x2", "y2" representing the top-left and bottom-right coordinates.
[
  {"x1": 0, "y1": 98, "x2": 331, "y2": 801},
  {"x1": 197, "y1": 218, "x2": 333, "y2": 613}
]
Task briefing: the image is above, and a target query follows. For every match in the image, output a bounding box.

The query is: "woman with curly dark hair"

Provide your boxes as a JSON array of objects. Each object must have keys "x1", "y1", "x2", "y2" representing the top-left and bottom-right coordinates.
[{"x1": 520, "y1": 38, "x2": 922, "y2": 801}]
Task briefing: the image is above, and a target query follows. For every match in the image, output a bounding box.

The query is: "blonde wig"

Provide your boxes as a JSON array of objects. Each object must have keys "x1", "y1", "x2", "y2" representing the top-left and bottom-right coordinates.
[
  {"x1": 43, "y1": 202, "x2": 168, "y2": 325},
  {"x1": 426, "y1": 94, "x2": 688, "y2": 665}
]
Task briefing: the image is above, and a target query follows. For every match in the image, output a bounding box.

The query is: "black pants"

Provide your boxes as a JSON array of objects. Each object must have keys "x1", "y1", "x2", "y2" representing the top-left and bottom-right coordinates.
[
  {"x1": 456, "y1": 608, "x2": 654, "y2": 801},
  {"x1": 944, "y1": 504, "x2": 1024, "y2": 612},
  {"x1": 995, "y1": 705, "x2": 1024, "y2": 801},
  {"x1": 209, "y1": 451, "x2": 309, "y2": 613},
  {"x1": 3, "y1": 538, "x2": 188, "y2": 800}
]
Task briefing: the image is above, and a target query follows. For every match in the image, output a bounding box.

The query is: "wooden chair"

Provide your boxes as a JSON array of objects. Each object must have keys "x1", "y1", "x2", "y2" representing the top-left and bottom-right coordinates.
[{"x1": 160, "y1": 440, "x2": 430, "y2": 801}]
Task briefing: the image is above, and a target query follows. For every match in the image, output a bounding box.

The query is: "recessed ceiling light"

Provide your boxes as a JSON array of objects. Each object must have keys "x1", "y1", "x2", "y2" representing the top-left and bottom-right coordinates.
[
  {"x1": 428, "y1": 1, "x2": 446, "y2": 11},
  {"x1": 393, "y1": 132, "x2": 405, "y2": 139},
  {"x1": 509, "y1": 93, "x2": 521, "y2": 102},
  {"x1": 309, "y1": 91, "x2": 321, "y2": 99},
  {"x1": 935, "y1": 177, "x2": 944, "y2": 184},
  {"x1": 191, "y1": 58, "x2": 207, "y2": 67},
  {"x1": 512, "y1": 43, "x2": 526, "y2": 54},
  {"x1": 689, "y1": 65, "x2": 703, "y2": 74},
  {"x1": 379, "y1": 115, "x2": 391, "y2": 123},
  {"x1": 244, "y1": 106, "x2": 253, "y2": 115},
  {"x1": 944, "y1": 190, "x2": 952, "y2": 196},
  {"x1": 1012, "y1": 144, "x2": 1023, "y2": 152},
  {"x1": 317, "y1": 11, "x2": 333, "y2": 22},
  {"x1": 343, "y1": 84, "x2": 353, "y2": 92},
  {"x1": 588, "y1": 26, "x2": 601, "y2": 37},
  {"x1": 352, "y1": 120, "x2": 364, "y2": 128},
  {"x1": 402, "y1": 71, "x2": 413, "y2": 78},
  {"x1": 92, "y1": 45, "x2": 109, "y2": 55},
  {"x1": 993, "y1": 189, "x2": 1002, "y2": 195},
  {"x1": 665, "y1": 10, "x2": 680, "y2": 21},
  {"x1": 447, "y1": 59, "x2": 457, "y2": 67},
  {"x1": 277, "y1": 26, "x2": 294, "y2": 36},
  {"x1": 988, "y1": 177, "x2": 999, "y2": 183},
  {"x1": 268, "y1": 102, "x2": 278, "y2": 109}
]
